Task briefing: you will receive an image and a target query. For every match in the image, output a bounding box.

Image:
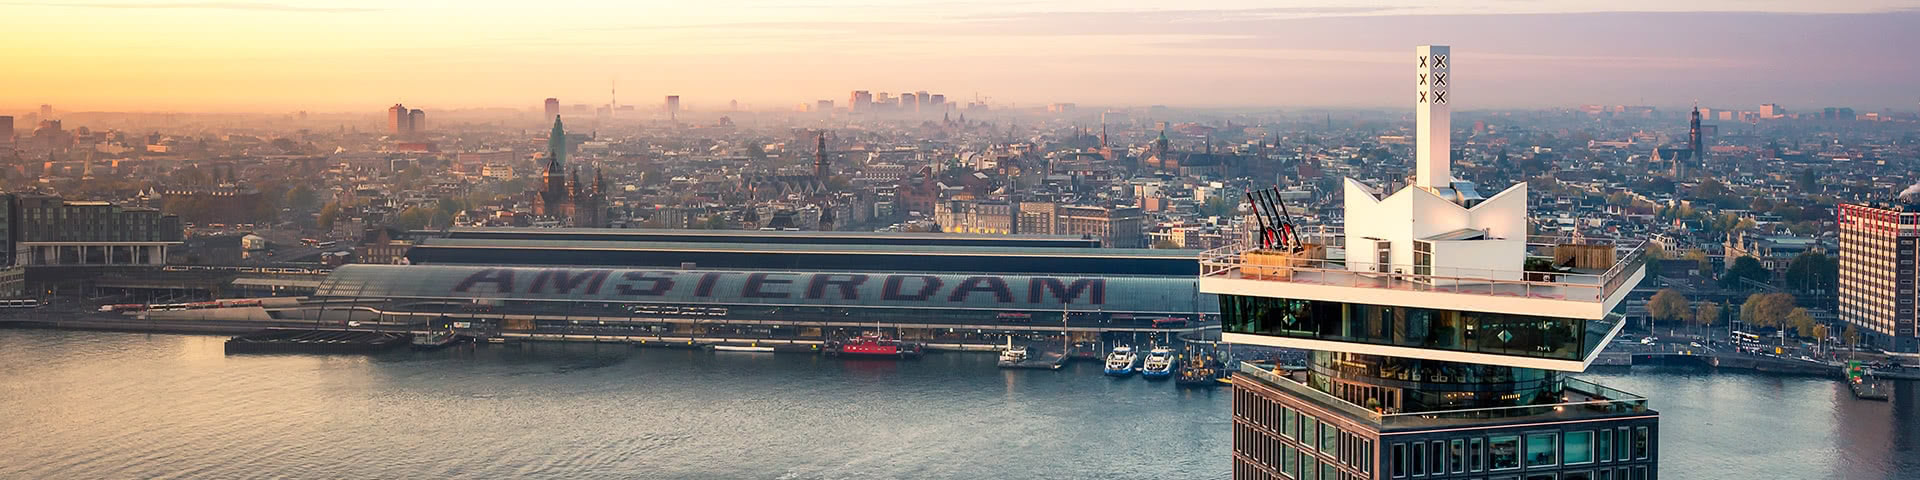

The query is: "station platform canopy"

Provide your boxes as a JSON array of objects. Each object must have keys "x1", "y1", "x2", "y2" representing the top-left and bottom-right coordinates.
[{"x1": 405, "y1": 238, "x2": 1202, "y2": 277}]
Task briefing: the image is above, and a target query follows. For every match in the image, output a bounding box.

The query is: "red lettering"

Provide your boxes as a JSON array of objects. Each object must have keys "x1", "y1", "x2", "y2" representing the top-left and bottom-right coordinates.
[
  {"x1": 452, "y1": 268, "x2": 514, "y2": 293},
  {"x1": 882, "y1": 275, "x2": 941, "y2": 301},
  {"x1": 742, "y1": 272, "x2": 795, "y2": 298},
  {"x1": 947, "y1": 276, "x2": 1013, "y2": 303},
  {"x1": 806, "y1": 273, "x2": 868, "y2": 300},
  {"x1": 615, "y1": 271, "x2": 675, "y2": 296}
]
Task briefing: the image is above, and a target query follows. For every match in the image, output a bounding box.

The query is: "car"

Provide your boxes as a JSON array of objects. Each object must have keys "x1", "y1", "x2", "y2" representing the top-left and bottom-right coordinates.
[
  {"x1": 1640, "y1": 337, "x2": 1656, "y2": 345},
  {"x1": 1689, "y1": 342, "x2": 1703, "y2": 348}
]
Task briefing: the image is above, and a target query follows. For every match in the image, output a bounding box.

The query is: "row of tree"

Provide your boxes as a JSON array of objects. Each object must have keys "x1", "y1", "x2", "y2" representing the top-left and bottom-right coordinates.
[{"x1": 1646, "y1": 288, "x2": 1860, "y2": 345}]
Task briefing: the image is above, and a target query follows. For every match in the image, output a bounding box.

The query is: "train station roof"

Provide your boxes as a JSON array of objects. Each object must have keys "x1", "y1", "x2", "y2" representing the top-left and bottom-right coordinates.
[
  {"x1": 317, "y1": 264, "x2": 1215, "y2": 314},
  {"x1": 406, "y1": 238, "x2": 1203, "y2": 276}
]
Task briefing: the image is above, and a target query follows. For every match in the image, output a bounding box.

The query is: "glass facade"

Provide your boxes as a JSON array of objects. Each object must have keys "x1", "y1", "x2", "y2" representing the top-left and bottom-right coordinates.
[
  {"x1": 1221, "y1": 295, "x2": 1619, "y2": 363},
  {"x1": 1308, "y1": 351, "x2": 1562, "y2": 413}
]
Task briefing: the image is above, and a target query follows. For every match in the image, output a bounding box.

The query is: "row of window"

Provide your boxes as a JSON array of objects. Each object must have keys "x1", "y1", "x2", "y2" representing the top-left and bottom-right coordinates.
[
  {"x1": 1234, "y1": 426, "x2": 1366, "y2": 480},
  {"x1": 1234, "y1": 388, "x2": 1371, "y2": 478},
  {"x1": 1390, "y1": 427, "x2": 1649, "y2": 478}
]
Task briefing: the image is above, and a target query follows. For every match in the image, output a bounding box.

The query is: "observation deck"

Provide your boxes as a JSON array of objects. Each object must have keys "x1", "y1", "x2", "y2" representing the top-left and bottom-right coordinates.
[
  {"x1": 1199, "y1": 226, "x2": 1647, "y2": 321},
  {"x1": 1235, "y1": 362, "x2": 1653, "y2": 431}
]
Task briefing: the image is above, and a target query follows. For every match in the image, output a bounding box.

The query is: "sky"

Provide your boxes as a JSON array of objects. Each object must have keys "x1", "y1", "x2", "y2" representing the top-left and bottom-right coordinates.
[{"x1": 2, "y1": 0, "x2": 1918, "y2": 113}]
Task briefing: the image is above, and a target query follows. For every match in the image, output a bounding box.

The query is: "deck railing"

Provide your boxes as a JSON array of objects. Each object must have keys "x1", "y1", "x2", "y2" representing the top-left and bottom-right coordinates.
[{"x1": 1236, "y1": 362, "x2": 1649, "y2": 428}]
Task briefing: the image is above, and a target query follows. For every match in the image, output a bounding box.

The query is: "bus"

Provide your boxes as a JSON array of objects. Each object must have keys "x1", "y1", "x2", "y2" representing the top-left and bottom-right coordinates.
[
  {"x1": 0, "y1": 299, "x2": 40, "y2": 308},
  {"x1": 1730, "y1": 331, "x2": 1763, "y2": 345},
  {"x1": 1151, "y1": 317, "x2": 1190, "y2": 329}
]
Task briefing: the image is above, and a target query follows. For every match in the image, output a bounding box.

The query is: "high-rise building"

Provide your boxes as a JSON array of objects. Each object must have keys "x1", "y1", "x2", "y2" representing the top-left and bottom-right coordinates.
[
  {"x1": 39, "y1": 104, "x2": 51, "y2": 119},
  {"x1": 1838, "y1": 201, "x2": 1920, "y2": 353},
  {"x1": 1211, "y1": 46, "x2": 1656, "y2": 480},
  {"x1": 665, "y1": 95, "x2": 681, "y2": 122},
  {"x1": 929, "y1": 94, "x2": 945, "y2": 109},
  {"x1": 544, "y1": 98, "x2": 560, "y2": 120},
  {"x1": 388, "y1": 104, "x2": 411, "y2": 136},
  {"x1": 408, "y1": 109, "x2": 426, "y2": 135},
  {"x1": 0, "y1": 115, "x2": 12, "y2": 142},
  {"x1": 903, "y1": 92, "x2": 920, "y2": 113},
  {"x1": 849, "y1": 91, "x2": 872, "y2": 112}
]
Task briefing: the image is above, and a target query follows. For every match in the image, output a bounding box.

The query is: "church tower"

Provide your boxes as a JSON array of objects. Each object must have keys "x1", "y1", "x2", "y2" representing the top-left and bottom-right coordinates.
[{"x1": 813, "y1": 131, "x2": 829, "y2": 182}]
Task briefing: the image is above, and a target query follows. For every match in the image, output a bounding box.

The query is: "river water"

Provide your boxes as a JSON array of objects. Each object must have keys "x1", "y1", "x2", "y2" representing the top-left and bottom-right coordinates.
[{"x1": 0, "y1": 330, "x2": 1915, "y2": 479}]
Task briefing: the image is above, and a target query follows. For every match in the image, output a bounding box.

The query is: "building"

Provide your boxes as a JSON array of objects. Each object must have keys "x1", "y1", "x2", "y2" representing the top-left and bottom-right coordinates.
[
  {"x1": 849, "y1": 91, "x2": 872, "y2": 112},
  {"x1": 1208, "y1": 46, "x2": 1657, "y2": 480},
  {"x1": 8, "y1": 194, "x2": 183, "y2": 266},
  {"x1": 0, "y1": 115, "x2": 12, "y2": 141},
  {"x1": 408, "y1": 109, "x2": 426, "y2": 134},
  {"x1": 665, "y1": 95, "x2": 680, "y2": 122},
  {"x1": 159, "y1": 186, "x2": 266, "y2": 225},
  {"x1": 528, "y1": 117, "x2": 608, "y2": 228},
  {"x1": 934, "y1": 200, "x2": 1016, "y2": 234},
  {"x1": 388, "y1": 104, "x2": 411, "y2": 136},
  {"x1": 1057, "y1": 205, "x2": 1145, "y2": 248},
  {"x1": 1838, "y1": 201, "x2": 1920, "y2": 353},
  {"x1": 544, "y1": 98, "x2": 560, "y2": 120}
]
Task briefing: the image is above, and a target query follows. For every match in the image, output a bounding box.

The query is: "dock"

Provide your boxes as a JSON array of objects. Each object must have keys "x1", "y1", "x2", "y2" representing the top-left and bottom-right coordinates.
[
  {"x1": 999, "y1": 351, "x2": 1067, "y2": 370},
  {"x1": 224, "y1": 329, "x2": 410, "y2": 354},
  {"x1": 1848, "y1": 377, "x2": 1891, "y2": 401}
]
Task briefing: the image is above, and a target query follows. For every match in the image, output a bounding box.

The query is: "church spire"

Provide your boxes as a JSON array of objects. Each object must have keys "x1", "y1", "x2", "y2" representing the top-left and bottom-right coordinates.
[{"x1": 548, "y1": 116, "x2": 566, "y2": 170}]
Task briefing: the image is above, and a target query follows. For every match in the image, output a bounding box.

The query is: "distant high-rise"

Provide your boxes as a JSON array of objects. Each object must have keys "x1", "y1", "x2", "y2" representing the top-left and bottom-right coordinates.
[
  {"x1": 849, "y1": 90, "x2": 872, "y2": 112},
  {"x1": 929, "y1": 94, "x2": 945, "y2": 109},
  {"x1": 903, "y1": 92, "x2": 921, "y2": 113},
  {"x1": 409, "y1": 109, "x2": 426, "y2": 134},
  {"x1": 816, "y1": 100, "x2": 833, "y2": 112},
  {"x1": 388, "y1": 104, "x2": 411, "y2": 136},
  {"x1": 665, "y1": 95, "x2": 681, "y2": 122},
  {"x1": 1839, "y1": 201, "x2": 1920, "y2": 353},
  {"x1": 0, "y1": 116, "x2": 12, "y2": 142},
  {"x1": 1688, "y1": 105, "x2": 1703, "y2": 164},
  {"x1": 38, "y1": 104, "x2": 51, "y2": 119},
  {"x1": 544, "y1": 98, "x2": 560, "y2": 120}
]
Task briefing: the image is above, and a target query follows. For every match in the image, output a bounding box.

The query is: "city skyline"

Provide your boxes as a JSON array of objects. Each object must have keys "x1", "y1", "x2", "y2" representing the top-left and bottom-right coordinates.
[{"x1": 5, "y1": 1, "x2": 1919, "y2": 113}]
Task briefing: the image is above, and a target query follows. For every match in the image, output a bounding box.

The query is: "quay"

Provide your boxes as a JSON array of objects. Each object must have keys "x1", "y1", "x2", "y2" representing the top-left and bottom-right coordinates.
[{"x1": 224, "y1": 329, "x2": 409, "y2": 354}]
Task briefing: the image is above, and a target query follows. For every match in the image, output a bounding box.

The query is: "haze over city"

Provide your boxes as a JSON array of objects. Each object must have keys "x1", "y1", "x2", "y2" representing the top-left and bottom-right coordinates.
[{"x1": 6, "y1": 0, "x2": 1920, "y2": 112}]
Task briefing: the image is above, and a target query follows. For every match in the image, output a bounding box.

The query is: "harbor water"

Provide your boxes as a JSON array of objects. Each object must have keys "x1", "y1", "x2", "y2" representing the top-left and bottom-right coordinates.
[{"x1": 1, "y1": 330, "x2": 1916, "y2": 479}]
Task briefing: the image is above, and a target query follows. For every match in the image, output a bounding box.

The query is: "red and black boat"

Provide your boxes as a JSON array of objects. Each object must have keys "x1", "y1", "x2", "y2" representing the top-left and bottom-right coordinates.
[{"x1": 826, "y1": 334, "x2": 924, "y2": 359}]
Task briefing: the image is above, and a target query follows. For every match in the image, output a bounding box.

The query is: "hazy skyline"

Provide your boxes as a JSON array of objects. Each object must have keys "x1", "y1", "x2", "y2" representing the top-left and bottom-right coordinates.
[{"x1": 5, "y1": 0, "x2": 1919, "y2": 113}]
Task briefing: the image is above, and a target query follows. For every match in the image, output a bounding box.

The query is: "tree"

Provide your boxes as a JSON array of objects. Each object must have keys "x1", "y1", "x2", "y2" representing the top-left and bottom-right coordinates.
[
  {"x1": 1683, "y1": 249, "x2": 1710, "y2": 272},
  {"x1": 1785, "y1": 308, "x2": 1815, "y2": 339},
  {"x1": 1648, "y1": 289, "x2": 1690, "y2": 324},
  {"x1": 1740, "y1": 292, "x2": 1797, "y2": 329},
  {"x1": 1720, "y1": 256, "x2": 1770, "y2": 289},
  {"x1": 1693, "y1": 301, "x2": 1721, "y2": 330},
  {"x1": 1843, "y1": 324, "x2": 1862, "y2": 346},
  {"x1": 1784, "y1": 252, "x2": 1839, "y2": 293},
  {"x1": 317, "y1": 202, "x2": 342, "y2": 231}
]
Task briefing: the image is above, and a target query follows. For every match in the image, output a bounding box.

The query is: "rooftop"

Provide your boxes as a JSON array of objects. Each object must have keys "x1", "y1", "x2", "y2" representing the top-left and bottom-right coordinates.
[{"x1": 1235, "y1": 362, "x2": 1653, "y2": 431}]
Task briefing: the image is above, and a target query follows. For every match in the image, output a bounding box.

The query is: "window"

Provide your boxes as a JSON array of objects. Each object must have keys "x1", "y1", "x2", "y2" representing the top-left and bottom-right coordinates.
[
  {"x1": 1526, "y1": 433, "x2": 1558, "y2": 467},
  {"x1": 1303, "y1": 417, "x2": 1320, "y2": 451},
  {"x1": 1283, "y1": 408, "x2": 1296, "y2": 439},
  {"x1": 1430, "y1": 441, "x2": 1443, "y2": 475},
  {"x1": 1616, "y1": 428, "x2": 1631, "y2": 461},
  {"x1": 1596, "y1": 428, "x2": 1612, "y2": 463},
  {"x1": 1285, "y1": 444, "x2": 1298, "y2": 478},
  {"x1": 1470, "y1": 438, "x2": 1485, "y2": 472},
  {"x1": 1450, "y1": 439, "x2": 1466, "y2": 473},
  {"x1": 1526, "y1": 474, "x2": 1559, "y2": 480},
  {"x1": 1633, "y1": 427, "x2": 1649, "y2": 460},
  {"x1": 1391, "y1": 443, "x2": 1406, "y2": 478},
  {"x1": 1321, "y1": 423, "x2": 1339, "y2": 454},
  {"x1": 1489, "y1": 435, "x2": 1520, "y2": 470},
  {"x1": 1321, "y1": 462, "x2": 1337, "y2": 480},
  {"x1": 1597, "y1": 470, "x2": 1612, "y2": 480},
  {"x1": 1565, "y1": 431, "x2": 1594, "y2": 465},
  {"x1": 1412, "y1": 441, "x2": 1426, "y2": 476},
  {"x1": 1304, "y1": 456, "x2": 1320, "y2": 480},
  {"x1": 1564, "y1": 471, "x2": 1593, "y2": 480}
]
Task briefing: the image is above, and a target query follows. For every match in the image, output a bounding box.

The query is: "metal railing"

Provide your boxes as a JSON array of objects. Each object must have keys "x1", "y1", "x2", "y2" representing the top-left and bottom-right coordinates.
[
  {"x1": 1236, "y1": 362, "x2": 1649, "y2": 428},
  {"x1": 1201, "y1": 227, "x2": 1647, "y2": 303}
]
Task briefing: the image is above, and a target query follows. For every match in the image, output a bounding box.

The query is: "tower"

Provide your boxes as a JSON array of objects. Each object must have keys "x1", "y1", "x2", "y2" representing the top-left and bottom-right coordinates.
[
  {"x1": 544, "y1": 98, "x2": 560, "y2": 120},
  {"x1": 1689, "y1": 103, "x2": 1703, "y2": 165},
  {"x1": 1415, "y1": 45, "x2": 1451, "y2": 189},
  {"x1": 665, "y1": 95, "x2": 680, "y2": 122},
  {"x1": 1213, "y1": 45, "x2": 1656, "y2": 480},
  {"x1": 814, "y1": 131, "x2": 829, "y2": 182},
  {"x1": 388, "y1": 104, "x2": 410, "y2": 136},
  {"x1": 408, "y1": 109, "x2": 425, "y2": 136},
  {"x1": 545, "y1": 116, "x2": 567, "y2": 196}
]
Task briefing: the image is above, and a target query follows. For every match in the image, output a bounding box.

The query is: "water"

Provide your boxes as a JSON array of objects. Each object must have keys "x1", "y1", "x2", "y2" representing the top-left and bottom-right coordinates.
[{"x1": 0, "y1": 330, "x2": 1915, "y2": 480}]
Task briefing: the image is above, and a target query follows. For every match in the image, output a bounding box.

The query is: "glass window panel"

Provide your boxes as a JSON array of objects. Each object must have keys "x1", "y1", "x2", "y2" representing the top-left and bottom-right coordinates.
[
  {"x1": 1565, "y1": 470, "x2": 1594, "y2": 480},
  {"x1": 1596, "y1": 429, "x2": 1612, "y2": 463},
  {"x1": 1450, "y1": 439, "x2": 1466, "y2": 473},
  {"x1": 1304, "y1": 417, "x2": 1320, "y2": 451},
  {"x1": 1391, "y1": 443, "x2": 1406, "y2": 478},
  {"x1": 1322, "y1": 423, "x2": 1339, "y2": 453},
  {"x1": 1285, "y1": 444, "x2": 1298, "y2": 478},
  {"x1": 1489, "y1": 435, "x2": 1521, "y2": 470},
  {"x1": 1430, "y1": 441, "x2": 1444, "y2": 474},
  {"x1": 1283, "y1": 407, "x2": 1296, "y2": 439},
  {"x1": 1566, "y1": 431, "x2": 1594, "y2": 465},
  {"x1": 1412, "y1": 441, "x2": 1426, "y2": 476},
  {"x1": 1322, "y1": 462, "x2": 1337, "y2": 480},
  {"x1": 1526, "y1": 433, "x2": 1559, "y2": 467},
  {"x1": 1471, "y1": 437, "x2": 1485, "y2": 472},
  {"x1": 1633, "y1": 427, "x2": 1649, "y2": 460},
  {"x1": 1526, "y1": 474, "x2": 1559, "y2": 480}
]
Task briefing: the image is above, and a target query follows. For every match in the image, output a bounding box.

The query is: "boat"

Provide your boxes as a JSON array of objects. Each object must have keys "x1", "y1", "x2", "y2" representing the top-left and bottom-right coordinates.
[
  {"x1": 1104, "y1": 345, "x2": 1139, "y2": 376},
  {"x1": 827, "y1": 334, "x2": 923, "y2": 358},
  {"x1": 410, "y1": 331, "x2": 465, "y2": 350},
  {"x1": 1175, "y1": 356, "x2": 1227, "y2": 387},
  {"x1": 997, "y1": 346, "x2": 1029, "y2": 368},
  {"x1": 714, "y1": 345, "x2": 775, "y2": 353},
  {"x1": 1141, "y1": 347, "x2": 1174, "y2": 380}
]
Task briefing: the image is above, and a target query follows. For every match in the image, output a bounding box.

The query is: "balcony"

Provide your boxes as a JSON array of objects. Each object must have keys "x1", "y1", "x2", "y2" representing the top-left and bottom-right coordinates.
[
  {"x1": 1199, "y1": 226, "x2": 1647, "y2": 320},
  {"x1": 1235, "y1": 362, "x2": 1652, "y2": 431}
]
